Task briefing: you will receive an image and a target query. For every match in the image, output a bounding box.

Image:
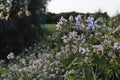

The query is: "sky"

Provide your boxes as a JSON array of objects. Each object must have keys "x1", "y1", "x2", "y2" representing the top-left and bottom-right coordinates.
[{"x1": 47, "y1": 0, "x2": 120, "y2": 17}]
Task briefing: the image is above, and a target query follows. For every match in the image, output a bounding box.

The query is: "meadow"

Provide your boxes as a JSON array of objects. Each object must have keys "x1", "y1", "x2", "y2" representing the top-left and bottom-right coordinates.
[
  {"x1": 42, "y1": 24, "x2": 56, "y2": 34},
  {"x1": 0, "y1": 14, "x2": 120, "y2": 80}
]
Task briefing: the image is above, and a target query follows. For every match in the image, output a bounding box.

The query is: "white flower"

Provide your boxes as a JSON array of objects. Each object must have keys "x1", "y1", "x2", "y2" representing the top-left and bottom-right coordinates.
[
  {"x1": 81, "y1": 23, "x2": 85, "y2": 28},
  {"x1": 60, "y1": 16, "x2": 67, "y2": 22},
  {"x1": 61, "y1": 34, "x2": 68, "y2": 43},
  {"x1": 20, "y1": 59, "x2": 26, "y2": 65},
  {"x1": 33, "y1": 59, "x2": 41, "y2": 64},
  {"x1": 0, "y1": 59, "x2": 5, "y2": 63},
  {"x1": 79, "y1": 47, "x2": 85, "y2": 54},
  {"x1": 25, "y1": 48, "x2": 29, "y2": 52},
  {"x1": 69, "y1": 31, "x2": 78, "y2": 38},
  {"x1": 38, "y1": 52, "x2": 42, "y2": 58},
  {"x1": 56, "y1": 21, "x2": 63, "y2": 30},
  {"x1": 93, "y1": 45, "x2": 104, "y2": 54},
  {"x1": 84, "y1": 57, "x2": 89, "y2": 63},
  {"x1": 68, "y1": 69, "x2": 75, "y2": 74},
  {"x1": 75, "y1": 17, "x2": 79, "y2": 21},
  {"x1": 7, "y1": 52, "x2": 15, "y2": 60},
  {"x1": 10, "y1": 64, "x2": 19, "y2": 71},
  {"x1": 108, "y1": 52, "x2": 112, "y2": 57},
  {"x1": 65, "y1": 45, "x2": 70, "y2": 52},
  {"x1": 56, "y1": 52, "x2": 62, "y2": 58},
  {"x1": 64, "y1": 69, "x2": 75, "y2": 77},
  {"x1": 49, "y1": 74, "x2": 55, "y2": 78},
  {"x1": 77, "y1": 14, "x2": 83, "y2": 19},
  {"x1": 72, "y1": 45, "x2": 77, "y2": 53},
  {"x1": 69, "y1": 15, "x2": 74, "y2": 22},
  {"x1": 61, "y1": 34, "x2": 67, "y2": 39},
  {"x1": 113, "y1": 42, "x2": 120, "y2": 49}
]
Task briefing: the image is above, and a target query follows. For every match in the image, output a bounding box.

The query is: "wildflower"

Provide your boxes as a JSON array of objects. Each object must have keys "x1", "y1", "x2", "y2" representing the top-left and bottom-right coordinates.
[
  {"x1": 84, "y1": 57, "x2": 89, "y2": 63},
  {"x1": 10, "y1": 64, "x2": 19, "y2": 71},
  {"x1": 75, "y1": 21, "x2": 81, "y2": 30},
  {"x1": 49, "y1": 74, "x2": 55, "y2": 78},
  {"x1": 86, "y1": 48, "x2": 90, "y2": 53},
  {"x1": 72, "y1": 45, "x2": 77, "y2": 53},
  {"x1": 69, "y1": 15, "x2": 74, "y2": 22},
  {"x1": 93, "y1": 45, "x2": 104, "y2": 54},
  {"x1": 68, "y1": 69, "x2": 75, "y2": 74},
  {"x1": 79, "y1": 47, "x2": 85, "y2": 54},
  {"x1": 108, "y1": 52, "x2": 112, "y2": 57},
  {"x1": 81, "y1": 23, "x2": 85, "y2": 28},
  {"x1": 75, "y1": 17, "x2": 79, "y2": 21},
  {"x1": 61, "y1": 34, "x2": 67, "y2": 39},
  {"x1": 64, "y1": 69, "x2": 75, "y2": 77},
  {"x1": 60, "y1": 16, "x2": 67, "y2": 22},
  {"x1": 65, "y1": 45, "x2": 70, "y2": 52},
  {"x1": 81, "y1": 38, "x2": 85, "y2": 43},
  {"x1": 0, "y1": 60, "x2": 5, "y2": 63},
  {"x1": 7, "y1": 52, "x2": 15, "y2": 60},
  {"x1": 38, "y1": 52, "x2": 42, "y2": 58},
  {"x1": 61, "y1": 34, "x2": 68, "y2": 43},
  {"x1": 55, "y1": 52, "x2": 62, "y2": 58},
  {"x1": 86, "y1": 15, "x2": 94, "y2": 23},
  {"x1": 113, "y1": 42, "x2": 120, "y2": 49},
  {"x1": 77, "y1": 36, "x2": 81, "y2": 40},
  {"x1": 75, "y1": 14, "x2": 82, "y2": 21},
  {"x1": 77, "y1": 14, "x2": 83, "y2": 19},
  {"x1": 33, "y1": 59, "x2": 41, "y2": 65},
  {"x1": 81, "y1": 34, "x2": 84, "y2": 40},
  {"x1": 25, "y1": 48, "x2": 29, "y2": 52},
  {"x1": 69, "y1": 31, "x2": 78, "y2": 38},
  {"x1": 20, "y1": 59, "x2": 26, "y2": 65},
  {"x1": 75, "y1": 21, "x2": 85, "y2": 30},
  {"x1": 56, "y1": 21, "x2": 63, "y2": 30},
  {"x1": 77, "y1": 34, "x2": 84, "y2": 40},
  {"x1": 102, "y1": 23, "x2": 106, "y2": 28},
  {"x1": 86, "y1": 15, "x2": 98, "y2": 29}
]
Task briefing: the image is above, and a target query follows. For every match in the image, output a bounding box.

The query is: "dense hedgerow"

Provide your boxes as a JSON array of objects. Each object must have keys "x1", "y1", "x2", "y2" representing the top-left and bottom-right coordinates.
[{"x1": 0, "y1": 14, "x2": 120, "y2": 80}]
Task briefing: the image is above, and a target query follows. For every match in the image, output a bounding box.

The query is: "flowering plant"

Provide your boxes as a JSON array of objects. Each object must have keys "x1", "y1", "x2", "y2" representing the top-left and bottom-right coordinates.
[{"x1": 0, "y1": 14, "x2": 120, "y2": 80}]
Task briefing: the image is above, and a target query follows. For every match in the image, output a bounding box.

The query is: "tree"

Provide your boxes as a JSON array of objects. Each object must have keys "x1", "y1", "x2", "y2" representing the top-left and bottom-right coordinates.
[{"x1": 0, "y1": 0, "x2": 50, "y2": 59}]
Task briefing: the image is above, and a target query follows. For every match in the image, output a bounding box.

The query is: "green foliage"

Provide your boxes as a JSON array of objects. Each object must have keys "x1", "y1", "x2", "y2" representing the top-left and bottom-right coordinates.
[
  {"x1": 0, "y1": 1, "x2": 120, "y2": 79},
  {"x1": 45, "y1": 11, "x2": 110, "y2": 24},
  {"x1": 0, "y1": 0, "x2": 51, "y2": 59},
  {"x1": 0, "y1": 14, "x2": 119, "y2": 80},
  {"x1": 110, "y1": 14, "x2": 120, "y2": 28}
]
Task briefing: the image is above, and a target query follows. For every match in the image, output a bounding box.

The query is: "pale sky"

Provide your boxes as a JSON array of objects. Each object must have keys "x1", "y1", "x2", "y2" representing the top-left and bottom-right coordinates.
[{"x1": 47, "y1": 0, "x2": 120, "y2": 17}]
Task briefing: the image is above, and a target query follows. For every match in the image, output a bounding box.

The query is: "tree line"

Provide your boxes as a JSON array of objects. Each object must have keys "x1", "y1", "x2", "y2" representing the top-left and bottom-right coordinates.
[{"x1": 44, "y1": 11, "x2": 110, "y2": 24}]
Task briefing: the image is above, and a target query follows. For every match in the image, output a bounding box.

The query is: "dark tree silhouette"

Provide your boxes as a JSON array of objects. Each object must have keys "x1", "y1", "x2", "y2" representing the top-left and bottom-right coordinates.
[{"x1": 0, "y1": 0, "x2": 50, "y2": 59}]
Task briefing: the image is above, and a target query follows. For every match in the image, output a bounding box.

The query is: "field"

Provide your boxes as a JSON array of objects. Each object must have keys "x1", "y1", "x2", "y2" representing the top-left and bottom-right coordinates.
[{"x1": 42, "y1": 24, "x2": 56, "y2": 34}]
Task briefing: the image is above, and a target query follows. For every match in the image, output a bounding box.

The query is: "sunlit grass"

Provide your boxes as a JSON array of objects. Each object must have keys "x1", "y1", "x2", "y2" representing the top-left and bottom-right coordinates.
[{"x1": 42, "y1": 24, "x2": 56, "y2": 34}]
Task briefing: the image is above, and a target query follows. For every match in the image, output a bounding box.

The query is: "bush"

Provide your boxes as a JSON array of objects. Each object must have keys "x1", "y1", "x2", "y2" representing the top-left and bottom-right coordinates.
[{"x1": 0, "y1": 14, "x2": 119, "y2": 80}]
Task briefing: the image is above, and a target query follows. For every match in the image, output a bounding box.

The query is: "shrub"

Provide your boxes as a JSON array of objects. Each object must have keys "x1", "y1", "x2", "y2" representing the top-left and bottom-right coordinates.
[{"x1": 0, "y1": 14, "x2": 119, "y2": 80}]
